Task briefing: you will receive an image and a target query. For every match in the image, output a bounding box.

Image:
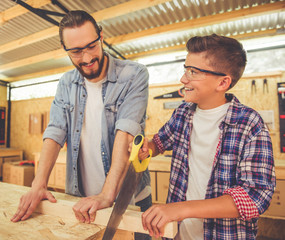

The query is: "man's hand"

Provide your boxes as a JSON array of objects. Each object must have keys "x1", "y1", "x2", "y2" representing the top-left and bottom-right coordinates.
[
  {"x1": 10, "y1": 186, "x2": 56, "y2": 222},
  {"x1": 72, "y1": 193, "x2": 113, "y2": 224}
]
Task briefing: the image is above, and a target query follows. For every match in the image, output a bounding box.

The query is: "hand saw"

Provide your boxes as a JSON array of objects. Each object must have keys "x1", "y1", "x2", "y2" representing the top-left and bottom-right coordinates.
[{"x1": 102, "y1": 134, "x2": 152, "y2": 240}]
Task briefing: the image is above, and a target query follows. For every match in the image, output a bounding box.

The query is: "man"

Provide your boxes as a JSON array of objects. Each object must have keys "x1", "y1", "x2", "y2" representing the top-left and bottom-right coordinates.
[{"x1": 11, "y1": 10, "x2": 151, "y2": 239}]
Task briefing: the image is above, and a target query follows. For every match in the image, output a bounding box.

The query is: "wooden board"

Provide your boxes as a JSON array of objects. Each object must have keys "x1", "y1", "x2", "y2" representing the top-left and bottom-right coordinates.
[{"x1": 0, "y1": 182, "x2": 177, "y2": 239}]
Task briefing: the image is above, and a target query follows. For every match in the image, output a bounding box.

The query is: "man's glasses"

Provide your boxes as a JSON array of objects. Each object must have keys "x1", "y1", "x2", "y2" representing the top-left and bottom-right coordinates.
[
  {"x1": 63, "y1": 34, "x2": 101, "y2": 58},
  {"x1": 184, "y1": 65, "x2": 226, "y2": 81}
]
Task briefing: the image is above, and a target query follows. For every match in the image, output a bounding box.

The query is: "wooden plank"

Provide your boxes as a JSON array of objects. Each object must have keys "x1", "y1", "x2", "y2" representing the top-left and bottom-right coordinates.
[
  {"x1": 0, "y1": 148, "x2": 23, "y2": 158},
  {"x1": 35, "y1": 199, "x2": 177, "y2": 238},
  {"x1": 0, "y1": 0, "x2": 51, "y2": 25},
  {"x1": 0, "y1": 182, "x2": 134, "y2": 239}
]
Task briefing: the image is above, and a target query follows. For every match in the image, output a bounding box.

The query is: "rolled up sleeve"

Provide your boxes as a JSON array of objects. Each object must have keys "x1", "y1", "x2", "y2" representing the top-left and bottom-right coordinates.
[
  {"x1": 115, "y1": 64, "x2": 149, "y2": 136},
  {"x1": 43, "y1": 80, "x2": 68, "y2": 147}
]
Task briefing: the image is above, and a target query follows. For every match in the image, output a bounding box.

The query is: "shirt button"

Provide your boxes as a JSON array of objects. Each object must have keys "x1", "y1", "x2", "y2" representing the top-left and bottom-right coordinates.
[
  {"x1": 80, "y1": 112, "x2": 82, "y2": 115},
  {"x1": 76, "y1": 129, "x2": 79, "y2": 132},
  {"x1": 74, "y1": 148, "x2": 77, "y2": 151},
  {"x1": 102, "y1": 152, "x2": 105, "y2": 155},
  {"x1": 73, "y1": 167, "x2": 76, "y2": 170},
  {"x1": 83, "y1": 95, "x2": 86, "y2": 97}
]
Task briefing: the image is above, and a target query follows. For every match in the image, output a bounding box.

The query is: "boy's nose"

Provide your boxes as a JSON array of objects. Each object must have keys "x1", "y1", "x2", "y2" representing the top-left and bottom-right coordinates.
[{"x1": 180, "y1": 73, "x2": 188, "y2": 84}]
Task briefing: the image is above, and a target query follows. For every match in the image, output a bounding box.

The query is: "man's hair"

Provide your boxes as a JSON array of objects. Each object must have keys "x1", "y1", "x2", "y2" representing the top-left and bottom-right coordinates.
[
  {"x1": 59, "y1": 10, "x2": 102, "y2": 47},
  {"x1": 186, "y1": 34, "x2": 247, "y2": 89}
]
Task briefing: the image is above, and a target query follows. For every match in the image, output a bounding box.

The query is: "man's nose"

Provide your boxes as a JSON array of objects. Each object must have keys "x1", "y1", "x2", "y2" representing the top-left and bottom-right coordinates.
[{"x1": 82, "y1": 49, "x2": 93, "y2": 62}]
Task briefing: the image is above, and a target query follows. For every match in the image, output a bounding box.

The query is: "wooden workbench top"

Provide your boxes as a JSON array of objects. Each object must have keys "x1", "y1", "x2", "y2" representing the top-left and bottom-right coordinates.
[
  {"x1": 0, "y1": 182, "x2": 177, "y2": 239},
  {"x1": 0, "y1": 182, "x2": 126, "y2": 240}
]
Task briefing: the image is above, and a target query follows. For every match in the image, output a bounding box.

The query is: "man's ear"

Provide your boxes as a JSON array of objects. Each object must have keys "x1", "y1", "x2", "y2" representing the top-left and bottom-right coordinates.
[
  {"x1": 217, "y1": 76, "x2": 232, "y2": 91},
  {"x1": 100, "y1": 30, "x2": 104, "y2": 42}
]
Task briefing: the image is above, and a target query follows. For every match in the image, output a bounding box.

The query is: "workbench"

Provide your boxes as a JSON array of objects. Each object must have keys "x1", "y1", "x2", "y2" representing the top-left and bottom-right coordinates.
[
  {"x1": 0, "y1": 182, "x2": 177, "y2": 240},
  {"x1": 0, "y1": 182, "x2": 133, "y2": 240}
]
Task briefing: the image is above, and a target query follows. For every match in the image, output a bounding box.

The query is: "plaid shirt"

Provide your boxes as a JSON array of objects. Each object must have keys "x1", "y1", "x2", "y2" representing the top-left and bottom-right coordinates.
[{"x1": 153, "y1": 94, "x2": 275, "y2": 240}]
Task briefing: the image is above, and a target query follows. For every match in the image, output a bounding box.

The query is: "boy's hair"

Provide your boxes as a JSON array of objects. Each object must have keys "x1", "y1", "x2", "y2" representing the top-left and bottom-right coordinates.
[
  {"x1": 186, "y1": 34, "x2": 247, "y2": 89},
  {"x1": 59, "y1": 10, "x2": 102, "y2": 47}
]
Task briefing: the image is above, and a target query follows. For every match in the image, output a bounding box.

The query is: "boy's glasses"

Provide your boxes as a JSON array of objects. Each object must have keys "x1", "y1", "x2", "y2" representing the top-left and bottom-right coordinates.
[
  {"x1": 184, "y1": 65, "x2": 226, "y2": 81},
  {"x1": 63, "y1": 34, "x2": 101, "y2": 58}
]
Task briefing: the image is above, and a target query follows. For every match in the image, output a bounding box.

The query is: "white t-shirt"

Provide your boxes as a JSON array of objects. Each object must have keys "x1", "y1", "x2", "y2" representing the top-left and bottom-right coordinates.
[
  {"x1": 177, "y1": 103, "x2": 230, "y2": 240},
  {"x1": 79, "y1": 78, "x2": 106, "y2": 197}
]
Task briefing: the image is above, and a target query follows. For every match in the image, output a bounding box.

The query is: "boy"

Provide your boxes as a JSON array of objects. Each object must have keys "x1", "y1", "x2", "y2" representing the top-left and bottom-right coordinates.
[{"x1": 138, "y1": 34, "x2": 275, "y2": 239}]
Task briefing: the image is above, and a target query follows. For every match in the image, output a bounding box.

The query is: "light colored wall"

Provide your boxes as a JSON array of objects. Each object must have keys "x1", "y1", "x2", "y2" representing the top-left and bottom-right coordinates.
[{"x1": 10, "y1": 97, "x2": 53, "y2": 160}]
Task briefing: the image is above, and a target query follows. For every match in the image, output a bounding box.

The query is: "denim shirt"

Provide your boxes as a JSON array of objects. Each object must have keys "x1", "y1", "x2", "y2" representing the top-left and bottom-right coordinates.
[{"x1": 43, "y1": 52, "x2": 150, "y2": 197}]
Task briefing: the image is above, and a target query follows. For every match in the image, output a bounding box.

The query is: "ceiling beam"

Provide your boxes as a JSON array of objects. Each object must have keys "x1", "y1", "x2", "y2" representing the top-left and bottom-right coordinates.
[
  {"x1": 125, "y1": 29, "x2": 279, "y2": 60},
  {"x1": 0, "y1": 0, "x2": 171, "y2": 54},
  {"x1": 4, "y1": 28, "x2": 281, "y2": 82},
  {"x1": 93, "y1": 0, "x2": 172, "y2": 22},
  {"x1": 5, "y1": 65, "x2": 74, "y2": 83},
  {"x1": 1, "y1": 49, "x2": 66, "y2": 73},
  {"x1": 0, "y1": 0, "x2": 51, "y2": 25},
  {"x1": 107, "y1": 1, "x2": 285, "y2": 45}
]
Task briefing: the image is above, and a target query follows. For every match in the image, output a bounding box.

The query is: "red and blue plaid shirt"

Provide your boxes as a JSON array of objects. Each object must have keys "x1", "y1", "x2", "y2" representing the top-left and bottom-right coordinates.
[{"x1": 153, "y1": 94, "x2": 275, "y2": 240}]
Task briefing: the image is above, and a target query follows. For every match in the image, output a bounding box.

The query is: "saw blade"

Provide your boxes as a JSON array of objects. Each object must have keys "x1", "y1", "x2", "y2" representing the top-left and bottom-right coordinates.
[{"x1": 102, "y1": 164, "x2": 143, "y2": 240}]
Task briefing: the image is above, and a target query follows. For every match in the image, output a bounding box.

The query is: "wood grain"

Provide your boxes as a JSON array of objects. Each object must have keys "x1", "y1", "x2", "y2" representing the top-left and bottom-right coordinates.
[{"x1": 0, "y1": 182, "x2": 177, "y2": 239}]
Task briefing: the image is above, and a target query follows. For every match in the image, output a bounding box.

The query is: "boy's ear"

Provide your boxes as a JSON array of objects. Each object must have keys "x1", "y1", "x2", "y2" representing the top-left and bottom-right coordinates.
[{"x1": 217, "y1": 76, "x2": 232, "y2": 91}]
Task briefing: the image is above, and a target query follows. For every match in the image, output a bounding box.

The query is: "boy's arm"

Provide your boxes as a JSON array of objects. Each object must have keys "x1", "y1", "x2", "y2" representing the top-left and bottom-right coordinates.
[{"x1": 142, "y1": 195, "x2": 240, "y2": 238}]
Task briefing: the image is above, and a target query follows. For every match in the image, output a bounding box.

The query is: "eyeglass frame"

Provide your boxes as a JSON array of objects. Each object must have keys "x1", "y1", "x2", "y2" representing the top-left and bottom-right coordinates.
[
  {"x1": 63, "y1": 33, "x2": 101, "y2": 57},
  {"x1": 184, "y1": 65, "x2": 227, "y2": 77}
]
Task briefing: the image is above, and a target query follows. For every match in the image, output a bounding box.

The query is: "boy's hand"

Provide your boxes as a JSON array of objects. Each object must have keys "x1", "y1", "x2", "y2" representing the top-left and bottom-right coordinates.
[
  {"x1": 128, "y1": 137, "x2": 150, "y2": 160},
  {"x1": 142, "y1": 203, "x2": 183, "y2": 238}
]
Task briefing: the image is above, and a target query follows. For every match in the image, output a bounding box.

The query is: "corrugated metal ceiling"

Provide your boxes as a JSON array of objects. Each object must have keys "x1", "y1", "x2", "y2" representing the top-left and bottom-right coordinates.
[{"x1": 0, "y1": 0, "x2": 284, "y2": 82}]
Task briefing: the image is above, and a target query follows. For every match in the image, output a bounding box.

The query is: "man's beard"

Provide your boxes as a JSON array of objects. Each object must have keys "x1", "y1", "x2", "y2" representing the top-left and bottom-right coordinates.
[{"x1": 72, "y1": 51, "x2": 105, "y2": 80}]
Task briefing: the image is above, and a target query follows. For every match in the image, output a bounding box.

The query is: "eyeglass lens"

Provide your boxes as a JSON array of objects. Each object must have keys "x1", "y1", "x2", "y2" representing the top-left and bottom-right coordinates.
[
  {"x1": 69, "y1": 41, "x2": 101, "y2": 58},
  {"x1": 184, "y1": 67, "x2": 206, "y2": 81}
]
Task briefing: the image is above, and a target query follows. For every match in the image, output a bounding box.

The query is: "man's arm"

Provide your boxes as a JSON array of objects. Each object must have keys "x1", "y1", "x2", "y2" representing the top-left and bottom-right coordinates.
[
  {"x1": 11, "y1": 138, "x2": 60, "y2": 222},
  {"x1": 72, "y1": 130, "x2": 133, "y2": 223}
]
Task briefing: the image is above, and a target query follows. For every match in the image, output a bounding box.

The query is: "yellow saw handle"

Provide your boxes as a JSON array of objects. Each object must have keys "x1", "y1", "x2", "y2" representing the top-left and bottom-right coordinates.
[{"x1": 129, "y1": 134, "x2": 152, "y2": 172}]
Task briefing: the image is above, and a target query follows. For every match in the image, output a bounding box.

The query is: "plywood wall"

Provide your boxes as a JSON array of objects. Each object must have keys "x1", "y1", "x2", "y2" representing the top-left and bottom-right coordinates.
[
  {"x1": 10, "y1": 97, "x2": 53, "y2": 160},
  {"x1": 9, "y1": 71, "x2": 285, "y2": 161}
]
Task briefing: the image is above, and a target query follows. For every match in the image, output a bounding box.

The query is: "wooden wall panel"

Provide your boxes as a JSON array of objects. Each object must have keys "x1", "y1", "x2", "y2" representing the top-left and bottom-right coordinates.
[
  {"x1": 146, "y1": 82, "x2": 184, "y2": 137},
  {"x1": 10, "y1": 97, "x2": 53, "y2": 160}
]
